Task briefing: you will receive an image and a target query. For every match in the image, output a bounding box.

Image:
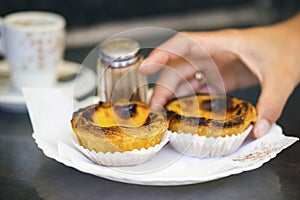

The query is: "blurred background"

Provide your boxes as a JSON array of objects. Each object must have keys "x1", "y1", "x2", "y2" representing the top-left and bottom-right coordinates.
[
  {"x1": 1, "y1": 0, "x2": 299, "y2": 102},
  {"x1": 1, "y1": 0, "x2": 299, "y2": 54},
  {"x1": 1, "y1": 0, "x2": 299, "y2": 108}
]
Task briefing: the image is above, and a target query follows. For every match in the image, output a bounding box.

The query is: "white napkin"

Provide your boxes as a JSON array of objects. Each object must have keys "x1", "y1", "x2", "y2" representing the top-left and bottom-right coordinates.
[
  {"x1": 23, "y1": 88, "x2": 75, "y2": 143},
  {"x1": 23, "y1": 88, "x2": 299, "y2": 185}
]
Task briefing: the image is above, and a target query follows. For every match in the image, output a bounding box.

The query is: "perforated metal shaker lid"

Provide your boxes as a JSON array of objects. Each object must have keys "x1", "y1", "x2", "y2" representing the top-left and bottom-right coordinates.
[{"x1": 100, "y1": 38, "x2": 140, "y2": 68}]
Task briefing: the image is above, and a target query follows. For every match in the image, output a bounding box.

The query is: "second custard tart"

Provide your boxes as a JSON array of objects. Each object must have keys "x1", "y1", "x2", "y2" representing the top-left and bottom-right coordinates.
[{"x1": 165, "y1": 94, "x2": 257, "y2": 137}]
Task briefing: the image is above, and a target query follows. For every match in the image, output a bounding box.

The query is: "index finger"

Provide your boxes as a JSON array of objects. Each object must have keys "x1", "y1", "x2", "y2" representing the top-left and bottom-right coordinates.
[{"x1": 139, "y1": 33, "x2": 192, "y2": 75}]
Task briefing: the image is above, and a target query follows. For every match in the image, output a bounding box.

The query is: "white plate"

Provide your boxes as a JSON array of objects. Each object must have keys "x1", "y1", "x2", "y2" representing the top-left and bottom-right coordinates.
[
  {"x1": 32, "y1": 124, "x2": 298, "y2": 186},
  {"x1": 0, "y1": 60, "x2": 96, "y2": 112}
]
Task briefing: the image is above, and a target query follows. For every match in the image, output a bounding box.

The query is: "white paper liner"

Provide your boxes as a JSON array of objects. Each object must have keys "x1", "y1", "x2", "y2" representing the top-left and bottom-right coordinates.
[
  {"x1": 73, "y1": 131, "x2": 171, "y2": 167},
  {"x1": 170, "y1": 125, "x2": 253, "y2": 158}
]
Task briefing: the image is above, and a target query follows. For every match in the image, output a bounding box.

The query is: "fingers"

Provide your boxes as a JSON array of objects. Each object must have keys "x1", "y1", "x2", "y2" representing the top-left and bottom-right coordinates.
[
  {"x1": 150, "y1": 85, "x2": 175, "y2": 110},
  {"x1": 140, "y1": 33, "x2": 192, "y2": 75},
  {"x1": 148, "y1": 55, "x2": 216, "y2": 107},
  {"x1": 140, "y1": 49, "x2": 176, "y2": 75},
  {"x1": 149, "y1": 62, "x2": 196, "y2": 108},
  {"x1": 253, "y1": 73, "x2": 295, "y2": 138},
  {"x1": 141, "y1": 30, "x2": 250, "y2": 110},
  {"x1": 140, "y1": 29, "x2": 240, "y2": 75},
  {"x1": 151, "y1": 74, "x2": 204, "y2": 109},
  {"x1": 175, "y1": 78, "x2": 204, "y2": 96}
]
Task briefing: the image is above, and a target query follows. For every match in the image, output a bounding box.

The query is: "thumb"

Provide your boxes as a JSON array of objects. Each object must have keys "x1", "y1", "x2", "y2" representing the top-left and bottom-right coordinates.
[{"x1": 253, "y1": 75, "x2": 294, "y2": 138}]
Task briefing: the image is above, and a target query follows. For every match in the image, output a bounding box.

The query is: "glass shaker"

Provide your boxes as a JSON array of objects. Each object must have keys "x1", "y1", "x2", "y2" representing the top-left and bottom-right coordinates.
[{"x1": 97, "y1": 38, "x2": 148, "y2": 103}]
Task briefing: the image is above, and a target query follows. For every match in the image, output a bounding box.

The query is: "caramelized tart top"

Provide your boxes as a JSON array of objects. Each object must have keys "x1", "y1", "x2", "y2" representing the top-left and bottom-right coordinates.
[
  {"x1": 84, "y1": 101, "x2": 150, "y2": 128},
  {"x1": 165, "y1": 94, "x2": 257, "y2": 136}
]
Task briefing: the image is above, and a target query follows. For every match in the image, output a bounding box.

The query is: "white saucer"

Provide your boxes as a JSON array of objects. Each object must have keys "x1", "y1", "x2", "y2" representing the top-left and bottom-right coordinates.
[{"x1": 0, "y1": 60, "x2": 97, "y2": 113}]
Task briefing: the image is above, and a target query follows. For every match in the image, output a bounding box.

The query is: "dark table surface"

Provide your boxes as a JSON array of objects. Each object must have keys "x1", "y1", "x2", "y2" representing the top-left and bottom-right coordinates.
[{"x1": 0, "y1": 51, "x2": 299, "y2": 199}]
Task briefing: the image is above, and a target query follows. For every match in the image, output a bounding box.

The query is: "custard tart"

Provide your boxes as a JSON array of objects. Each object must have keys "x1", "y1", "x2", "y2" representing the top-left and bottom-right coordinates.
[
  {"x1": 165, "y1": 94, "x2": 257, "y2": 157},
  {"x1": 166, "y1": 94, "x2": 257, "y2": 137},
  {"x1": 71, "y1": 101, "x2": 169, "y2": 153}
]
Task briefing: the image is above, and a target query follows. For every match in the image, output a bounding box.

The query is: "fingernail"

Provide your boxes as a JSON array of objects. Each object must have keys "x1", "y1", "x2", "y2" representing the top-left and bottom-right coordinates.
[{"x1": 254, "y1": 118, "x2": 271, "y2": 138}]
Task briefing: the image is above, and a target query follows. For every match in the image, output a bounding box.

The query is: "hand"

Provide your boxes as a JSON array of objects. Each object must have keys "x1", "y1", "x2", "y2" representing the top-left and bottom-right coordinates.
[{"x1": 140, "y1": 13, "x2": 300, "y2": 138}]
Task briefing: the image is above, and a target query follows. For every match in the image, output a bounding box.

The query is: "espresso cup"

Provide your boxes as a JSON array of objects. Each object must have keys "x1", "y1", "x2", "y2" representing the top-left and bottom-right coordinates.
[{"x1": 0, "y1": 11, "x2": 66, "y2": 92}]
